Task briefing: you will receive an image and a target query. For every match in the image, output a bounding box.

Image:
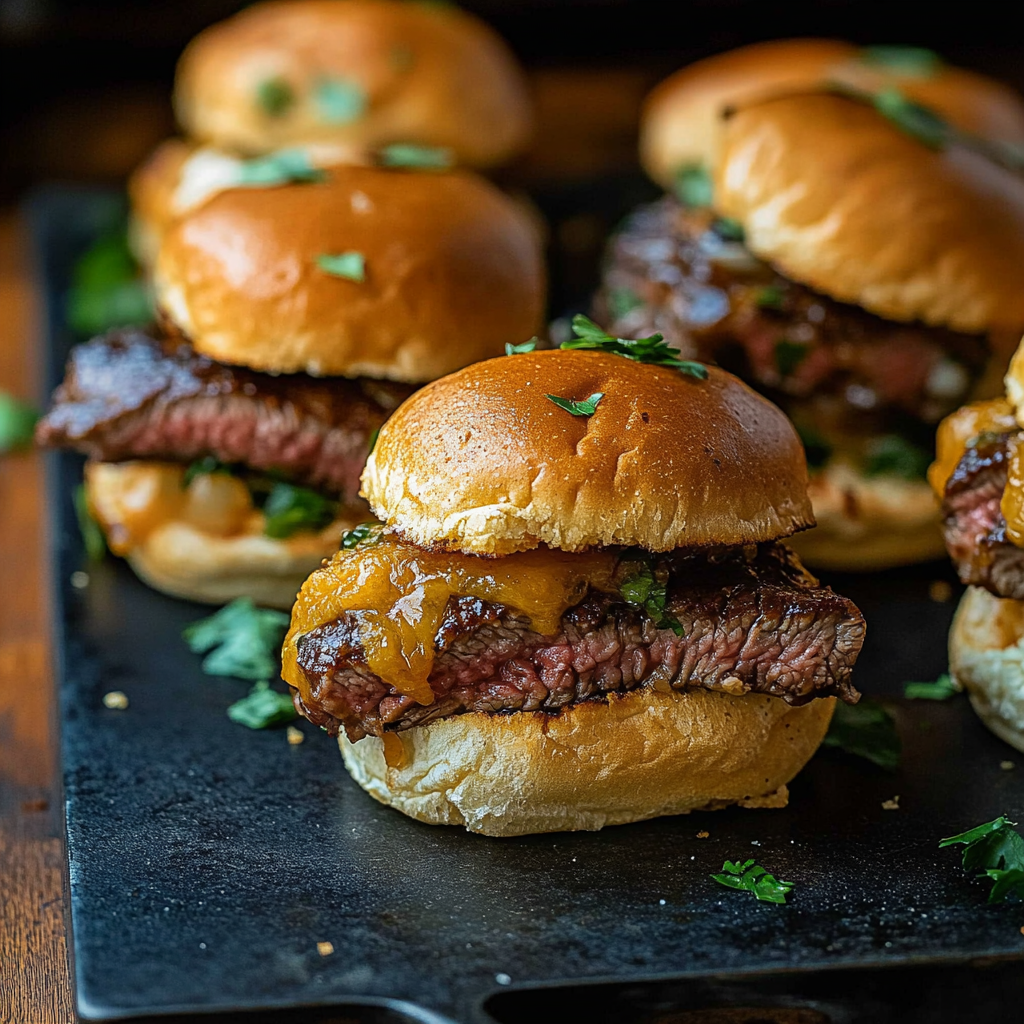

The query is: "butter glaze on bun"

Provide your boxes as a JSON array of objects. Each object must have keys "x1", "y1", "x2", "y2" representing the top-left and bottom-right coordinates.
[
  {"x1": 154, "y1": 165, "x2": 545, "y2": 381},
  {"x1": 715, "y1": 93, "x2": 1024, "y2": 334},
  {"x1": 362, "y1": 350, "x2": 814, "y2": 555},
  {"x1": 340, "y1": 689, "x2": 836, "y2": 837},
  {"x1": 174, "y1": 0, "x2": 532, "y2": 166},
  {"x1": 641, "y1": 38, "x2": 1024, "y2": 189}
]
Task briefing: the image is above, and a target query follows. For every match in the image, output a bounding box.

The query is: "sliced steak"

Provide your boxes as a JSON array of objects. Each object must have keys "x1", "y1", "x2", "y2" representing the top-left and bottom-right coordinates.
[
  {"x1": 35, "y1": 329, "x2": 414, "y2": 496},
  {"x1": 941, "y1": 430, "x2": 1024, "y2": 599},
  {"x1": 292, "y1": 543, "x2": 865, "y2": 741}
]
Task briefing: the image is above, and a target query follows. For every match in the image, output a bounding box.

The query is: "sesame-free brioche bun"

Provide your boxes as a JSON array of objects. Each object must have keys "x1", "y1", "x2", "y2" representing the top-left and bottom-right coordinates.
[
  {"x1": 641, "y1": 38, "x2": 1024, "y2": 189},
  {"x1": 85, "y1": 461, "x2": 366, "y2": 608},
  {"x1": 153, "y1": 164, "x2": 545, "y2": 381},
  {"x1": 362, "y1": 350, "x2": 814, "y2": 556},
  {"x1": 949, "y1": 585, "x2": 1024, "y2": 754},
  {"x1": 174, "y1": 0, "x2": 532, "y2": 167},
  {"x1": 786, "y1": 461, "x2": 944, "y2": 571},
  {"x1": 339, "y1": 688, "x2": 835, "y2": 837},
  {"x1": 714, "y1": 93, "x2": 1024, "y2": 335}
]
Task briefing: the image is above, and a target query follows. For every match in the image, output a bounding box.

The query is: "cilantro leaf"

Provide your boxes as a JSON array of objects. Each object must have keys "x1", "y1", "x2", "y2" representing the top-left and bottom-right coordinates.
[
  {"x1": 506, "y1": 338, "x2": 538, "y2": 355},
  {"x1": 317, "y1": 252, "x2": 366, "y2": 282},
  {"x1": 182, "y1": 456, "x2": 234, "y2": 488},
  {"x1": 904, "y1": 673, "x2": 958, "y2": 700},
  {"x1": 711, "y1": 859, "x2": 794, "y2": 904},
  {"x1": 755, "y1": 285, "x2": 787, "y2": 311},
  {"x1": 74, "y1": 483, "x2": 106, "y2": 562},
  {"x1": 712, "y1": 217, "x2": 745, "y2": 242},
  {"x1": 618, "y1": 552, "x2": 685, "y2": 636},
  {"x1": 183, "y1": 598, "x2": 290, "y2": 681},
  {"x1": 67, "y1": 230, "x2": 152, "y2": 335},
  {"x1": 984, "y1": 868, "x2": 1024, "y2": 905},
  {"x1": 227, "y1": 681, "x2": 298, "y2": 729},
  {"x1": 940, "y1": 817, "x2": 1024, "y2": 903},
  {"x1": 864, "y1": 434, "x2": 932, "y2": 481},
  {"x1": 674, "y1": 163, "x2": 714, "y2": 208},
  {"x1": 822, "y1": 698, "x2": 901, "y2": 771},
  {"x1": 774, "y1": 340, "x2": 809, "y2": 377},
  {"x1": 860, "y1": 46, "x2": 943, "y2": 78},
  {"x1": 368, "y1": 426, "x2": 380, "y2": 454},
  {"x1": 545, "y1": 392, "x2": 604, "y2": 417},
  {"x1": 341, "y1": 522, "x2": 384, "y2": 550},
  {"x1": 255, "y1": 77, "x2": 295, "y2": 117},
  {"x1": 873, "y1": 87, "x2": 950, "y2": 149},
  {"x1": 0, "y1": 393, "x2": 39, "y2": 453},
  {"x1": 262, "y1": 482, "x2": 337, "y2": 539},
  {"x1": 379, "y1": 143, "x2": 454, "y2": 169},
  {"x1": 313, "y1": 76, "x2": 367, "y2": 124},
  {"x1": 237, "y1": 149, "x2": 327, "y2": 186},
  {"x1": 562, "y1": 315, "x2": 708, "y2": 379}
]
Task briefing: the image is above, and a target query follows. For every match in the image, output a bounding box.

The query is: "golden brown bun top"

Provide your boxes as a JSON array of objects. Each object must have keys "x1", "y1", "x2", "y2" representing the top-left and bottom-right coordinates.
[
  {"x1": 362, "y1": 349, "x2": 814, "y2": 555},
  {"x1": 641, "y1": 38, "x2": 1024, "y2": 188},
  {"x1": 174, "y1": 0, "x2": 532, "y2": 166},
  {"x1": 715, "y1": 93, "x2": 1024, "y2": 334},
  {"x1": 153, "y1": 164, "x2": 545, "y2": 381}
]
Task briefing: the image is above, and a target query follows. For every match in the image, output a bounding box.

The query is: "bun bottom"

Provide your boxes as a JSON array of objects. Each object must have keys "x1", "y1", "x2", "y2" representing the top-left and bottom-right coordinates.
[
  {"x1": 950, "y1": 585, "x2": 1024, "y2": 753},
  {"x1": 339, "y1": 688, "x2": 835, "y2": 837},
  {"x1": 787, "y1": 460, "x2": 944, "y2": 571}
]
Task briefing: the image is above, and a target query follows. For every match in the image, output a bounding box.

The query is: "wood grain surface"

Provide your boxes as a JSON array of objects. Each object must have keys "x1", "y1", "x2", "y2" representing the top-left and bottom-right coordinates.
[{"x1": 0, "y1": 213, "x2": 76, "y2": 1024}]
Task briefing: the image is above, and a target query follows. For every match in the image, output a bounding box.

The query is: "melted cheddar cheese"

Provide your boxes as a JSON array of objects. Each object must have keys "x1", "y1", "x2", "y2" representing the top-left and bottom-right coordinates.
[{"x1": 282, "y1": 536, "x2": 618, "y2": 707}]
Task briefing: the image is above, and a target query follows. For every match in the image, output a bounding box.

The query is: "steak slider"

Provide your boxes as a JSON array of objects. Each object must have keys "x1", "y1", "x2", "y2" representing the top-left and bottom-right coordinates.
[
  {"x1": 599, "y1": 41, "x2": 1024, "y2": 570},
  {"x1": 37, "y1": 165, "x2": 545, "y2": 608},
  {"x1": 281, "y1": 339, "x2": 866, "y2": 836}
]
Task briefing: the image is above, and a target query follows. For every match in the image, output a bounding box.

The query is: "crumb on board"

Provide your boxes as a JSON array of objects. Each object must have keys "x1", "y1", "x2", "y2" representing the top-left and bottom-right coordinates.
[
  {"x1": 317, "y1": 941, "x2": 334, "y2": 957},
  {"x1": 697, "y1": 831, "x2": 709, "y2": 839},
  {"x1": 286, "y1": 726, "x2": 304, "y2": 745},
  {"x1": 1002, "y1": 761, "x2": 1016, "y2": 771},
  {"x1": 70, "y1": 571, "x2": 90, "y2": 589},
  {"x1": 882, "y1": 796, "x2": 900, "y2": 811},
  {"x1": 102, "y1": 691, "x2": 129, "y2": 710},
  {"x1": 929, "y1": 580, "x2": 954, "y2": 603},
  {"x1": 495, "y1": 972, "x2": 512, "y2": 986}
]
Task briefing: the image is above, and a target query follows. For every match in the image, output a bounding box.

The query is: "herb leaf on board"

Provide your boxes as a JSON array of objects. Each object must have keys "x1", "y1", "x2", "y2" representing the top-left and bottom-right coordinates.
[
  {"x1": 822, "y1": 698, "x2": 901, "y2": 771},
  {"x1": 904, "y1": 673, "x2": 959, "y2": 700},
  {"x1": 227, "y1": 681, "x2": 298, "y2": 729},
  {"x1": 711, "y1": 859, "x2": 794, "y2": 904},
  {"x1": 183, "y1": 598, "x2": 290, "y2": 681}
]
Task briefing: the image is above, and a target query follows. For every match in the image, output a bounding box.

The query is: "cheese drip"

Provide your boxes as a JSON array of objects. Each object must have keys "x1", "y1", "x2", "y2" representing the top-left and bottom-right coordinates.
[
  {"x1": 282, "y1": 535, "x2": 618, "y2": 707},
  {"x1": 928, "y1": 398, "x2": 1016, "y2": 499}
]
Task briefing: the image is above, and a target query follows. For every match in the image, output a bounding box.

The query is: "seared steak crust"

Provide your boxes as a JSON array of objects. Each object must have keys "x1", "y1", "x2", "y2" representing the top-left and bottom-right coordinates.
[
  {"x1": 292, "y1": 543, "x2": 865, "y2": 741},
  {"x1": 941, "y1": 430, "x2": 1024, "y2": 599},
  {"x1": 36, "y1": 330, "x2": 414, "y2": 495}
]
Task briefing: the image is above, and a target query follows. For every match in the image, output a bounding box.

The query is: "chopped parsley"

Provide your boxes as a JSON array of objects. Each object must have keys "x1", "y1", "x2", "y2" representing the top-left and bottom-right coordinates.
[
  {"x1": 561, "y1": 315, "x2": 708, "y2": 379},
  {"x1": 506, "y1": 338, "x2": 539, "y2": 355},
  {"x1": 379, "y1": 143, "x2": 454, "y2": 169},
  {"x1": 711, "y1": 859, "x2": 794, "y2": 904},
  {"x1": 872, "y1": 86, "x2": 950, "y2": 149},
  {"x1": 940, "y1": 816, "x2": 1024, "y2": 903},
  {"x1": 317, "y1": 251, "x2": 366, "y2": 282},
  {"x1": 712, "y1": 217, "x2": 745, "y2": 242},
  {"x1": 774, "y1": 339, "x2": 809, "y2": 377},
  {"x1": 341, "y1": 522, "x2": 384, "y2": 550},
  {"x1": 674, "y1": 163, "x2": 714, "y2": 208},
  {"x1": 755, "y1": 285, "x2": 787, "y2": 311},
  {"x1": 262, "y1": 482, "x2": 337, "y2": 539},
  {"x1": 227, "y1": 681, "x2": 298, "y2": 729},
  {"x1": 618, "y1": 552, "x2": 684, "y2": 636},
  {"x1": 864, "y1": 434, "x2": 932, "y2": 481},
  {"x1": 237, "y1": 149, "x2": 326, "y2": 186},
  {"x1": 822, "y1": 698, "x2": 901, "y2": 771},
  {"x1": 545, "y1": 392, "x2": 604, "y2": 417},
  {"x1": 0, "y1": 393, "x2": 39, "y2": 453},
  {"x1": 607, "y1": 287, "x2": 644, "y2": 319},
  {"x1": 904, "y1": 672, "x2": 959, "y2": 700},
  {"x1": 313, "y1": 76, "x2": 367, "y2": 124},
  {"x1": 860, "y1": 46, "x2": 943, "y2": 78},
  {"x1": 74, "y1": 483, "x2": 106, "y2": 562},
  {"x1": 182, "y1": 456, "x2": 233, "y2": 488},
  {"x1": 183, "y1": 598, "x2": 290, "y2": 681},
  {"x1": 67, "y1": 229, "x2": 152, "y2": 335},
  {"x1": 256, "y1": 77, "x2": 295, "y2": 117}
]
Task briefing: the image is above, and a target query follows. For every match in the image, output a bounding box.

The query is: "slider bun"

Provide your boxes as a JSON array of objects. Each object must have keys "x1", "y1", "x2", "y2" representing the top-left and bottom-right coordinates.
[
  {"x1": 154, "y1": 164, "x2": 545, "y2": 381},
  {"x1": 174, "y1": 0, "x2": 532, "y2": 167},
  {"x1": 715, "y1": 93, "x2": 1024, "y2": 334},
  {"x1": 949, "y1": 585, "x2": 1024, "y2": 754},
  {"x1": 786, "y1": 461, "x2": 945, "y2": 571},
  {"x1": 340, "y1": 688, "x2": 835, "y2": 836},
  {"x1": 641, "y1": 39, "x2": 1024, "y2": 189},
  {"x1": 363, "y1": 350, "x2": 814, "y2": 555}
]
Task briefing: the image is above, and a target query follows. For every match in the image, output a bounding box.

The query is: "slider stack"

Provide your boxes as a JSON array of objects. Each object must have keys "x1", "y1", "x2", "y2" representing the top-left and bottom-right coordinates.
[{"x1": 37, "y1": 0, "x2": 545, "y2": 608}]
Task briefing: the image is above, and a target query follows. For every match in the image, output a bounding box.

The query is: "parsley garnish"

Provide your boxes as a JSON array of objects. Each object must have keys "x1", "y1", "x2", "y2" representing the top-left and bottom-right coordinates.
[
  {"x1": 774, "y1": 339, "x2": 809, "y2": 377},
  {"x1": 341, "y1": 522, "x2": 384, "y2": 550},
  {"x1": 379, "y1": 143, "x2": 454, "y2": 169},
  {"x1": 618, "y1": 552, "x2": 684, "y2": 636},
  {"x1": 712, "y1": 217, "x2": 745, "y2": 242},
  {"x1": 904, "y1": 672, "x2": 958, "y2": 700},
  {"x1": 317, "y1": 252, "x2": 366, "y2": 281},
  {"x1": 237, "y1": 149, "x2": 326, "y2": 186},
  {"x1": 864, "y1": 434, "x2": 932, "y2": 481},
  {"x1": 711, "y1": 859, "x2": 794, "y2": 904},
  {"x1": 0, "y1": 393, "x2": 38, "y2": 453},
  {"x1": 67, "y1": 229, "x2": 152, "y2": 335},
  {"x1": 255, "y1": 77, "x2": 295, "y2": 117},
  {"x1": 940, "y1": 817, "x2": 1024, "y2": 903},
  {"x1": 183, "y1": 598, "x2": 290, "y2": 681},
  {"x1": 561, "y1": 315, "x2": 708, "y2": 379},
  {"x1": 545, "y1": 392, "x2": 604, "y2": 417},
  {"x1": 675, "y1": 163, "x2": 713, "y2": 208},
  {"x1": 313, "y1": 76, "x2": 367, "y2": 124},
  {"x1": 263, "y1": 483, "x2": 337, "y2": 539},
  {"x1": 506, "y1": 338, "x2": 538, "y2": 355},
  {"x1": 822, "y1": 698, "x2": 901, "y2": 771},
  {"x1": 227, "y1": 681, "x2": 298, "y2": 729},
  {"x1": 873, "y1": 86, "x2": 950, "y2": 149},
  {"x1": 74, "y1": 483, "x2": 106, "y2": 562},
  {"x1": 860, "y1": 46, "x2": 943, "y2": 78},
  {"x1": 182, "y1": 456, "x2": 233, "y2": 488},
  {"x1": 755, "y1": 285, "x2": 786, "y2": 311},
  {"x1": 607, "y1": 287, "x2": 644, "y2": 319}
]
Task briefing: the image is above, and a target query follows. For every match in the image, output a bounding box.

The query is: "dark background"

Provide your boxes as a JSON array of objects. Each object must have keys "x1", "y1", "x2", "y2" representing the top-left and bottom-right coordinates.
[{"x1": 2, "y1": 0, "x2": 1024, "y2": 202}]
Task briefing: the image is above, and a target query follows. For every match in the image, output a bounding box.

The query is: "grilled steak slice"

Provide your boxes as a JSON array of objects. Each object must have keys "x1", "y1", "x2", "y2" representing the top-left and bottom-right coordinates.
[
  {"x1": 36, "y1": 330, "x2": 414, "y2": 496},
  {"x1": 596, "y1": 198, "x2": 987, "y2": 440},
  {"x1": 941, "y1": 430, "x2": 1024, "y2": 599},
  {"x1": 292, "y1": 543, "x2": 865, "y2": 741}
]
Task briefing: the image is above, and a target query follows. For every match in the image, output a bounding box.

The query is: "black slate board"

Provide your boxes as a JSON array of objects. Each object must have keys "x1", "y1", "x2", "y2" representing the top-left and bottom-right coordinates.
[{"x1": 30, "y1": 187, "x2": 1024, "y2": 1024}]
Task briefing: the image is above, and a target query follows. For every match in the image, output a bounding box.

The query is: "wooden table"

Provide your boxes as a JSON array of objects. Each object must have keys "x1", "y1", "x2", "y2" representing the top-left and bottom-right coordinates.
[{"x1": 0, "y1": 212, "x2": 76, "y2": 1024}]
